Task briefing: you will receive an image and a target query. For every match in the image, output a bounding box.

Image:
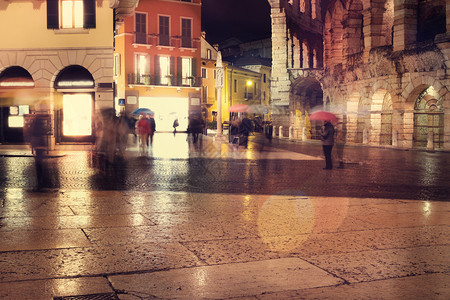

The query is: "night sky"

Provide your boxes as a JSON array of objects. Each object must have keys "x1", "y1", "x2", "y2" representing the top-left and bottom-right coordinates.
[{"x1": 201, "y1": 0, "x2": 271, "y2": 44}]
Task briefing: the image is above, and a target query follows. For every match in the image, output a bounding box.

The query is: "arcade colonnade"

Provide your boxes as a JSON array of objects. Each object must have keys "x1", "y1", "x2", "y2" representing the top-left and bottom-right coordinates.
[{"x1": 268, "y1": 0, "x2": 450, "y2": 150}]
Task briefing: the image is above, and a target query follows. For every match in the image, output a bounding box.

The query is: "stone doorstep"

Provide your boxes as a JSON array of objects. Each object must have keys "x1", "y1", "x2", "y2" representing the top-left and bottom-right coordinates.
[{"x1": 109, "y1": 258, "x2": 344, "y2": 299}]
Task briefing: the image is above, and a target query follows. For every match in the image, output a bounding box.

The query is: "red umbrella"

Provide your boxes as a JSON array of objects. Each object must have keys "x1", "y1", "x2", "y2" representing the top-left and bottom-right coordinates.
[
  {"x1": 309, "y1": 111, "x2": 338, "y2": 123},
  {"x1": 229, "y1": 104, "x2": 250, "y2": 112}
]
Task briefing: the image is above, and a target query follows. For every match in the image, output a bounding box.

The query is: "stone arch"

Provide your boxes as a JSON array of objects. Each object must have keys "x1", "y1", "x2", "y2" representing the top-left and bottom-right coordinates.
[
  {"x1": 290, "y1": 76, "x2": 323, "y2": 140},
  {"x1": 53, "y1": 65, "x2": 96, "y2": 143},
  {"x1": 367, "y1": 80, "x2": 396, "y2": 145},
  {"x1": 54, "y1": 65, "x2": 95, "y2": 89},
  {"x1": 370, "y1": 89, "x2": 393, "y2": 145},
  {"x1": 324, "y1": 1, "x2": 345, "y2": 70},
  {"x1": 411, "y1": 86, "x2": 444, "y2": 149},
  {"x1": 0, "y1": 66, "x2": 34, "y2": 87},
  {"x1": 417, "y1": 0, "x2": 446, "y2": 42},
  {"x1": 302, "y1": 40, "x2": 310, "y2": 68},
  {"x1": 344, "y1": 0, "x2": 364, "y2": 58}
]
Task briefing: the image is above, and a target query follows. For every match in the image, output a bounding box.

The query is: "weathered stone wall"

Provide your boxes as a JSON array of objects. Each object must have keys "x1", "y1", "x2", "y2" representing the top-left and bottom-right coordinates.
[{"x1": 269, "y1": 0, "x2": 450, "y2": 150}]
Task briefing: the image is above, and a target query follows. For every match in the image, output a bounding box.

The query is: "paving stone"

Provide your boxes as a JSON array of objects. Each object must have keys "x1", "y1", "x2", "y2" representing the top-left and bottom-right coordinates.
[
  {"x1": 306, "y1": 245, "x2": 450, "y2": 283},
  {"x1": 109, "y1": 258, "x2": 344, "y2": 299},
  {"x1": 257, "y1": 273, "x2": 450, "y2": 300},
  {"x1": 0, "y1": 229, "x2": 90, "y2": 252},
  {"x1": 0, "y1": 214, "x2": 154, "y2": 231},
  {"x1": 0, "y1": 277, "x2": 112, "y2": 300},
  {"x1": 0, "y1": 242, "x2": 204, "y2": 282}
]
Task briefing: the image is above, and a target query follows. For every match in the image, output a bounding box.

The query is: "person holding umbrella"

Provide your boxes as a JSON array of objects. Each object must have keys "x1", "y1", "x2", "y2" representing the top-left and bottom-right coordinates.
[
  {"x1": 310, "y1": 110, "x2": 338, "y2": 170},
  {"x1": 321, "y1": 120, "x2": 335, "y2": 170},
  {"x1": 135, "y1": 114, "x2": 151, "y2": 153}
]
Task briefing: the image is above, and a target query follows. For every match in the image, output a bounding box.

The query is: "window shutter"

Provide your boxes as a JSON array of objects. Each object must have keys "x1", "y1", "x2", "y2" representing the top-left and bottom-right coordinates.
[
  {"x1": 170, "y1": 57, "x2": 175, "y2": 85},
  {"x1": 84, "y1": 0, "x2": 96, "y2": 29},
  {"x1": 47, "y1": 0, "x2": 59, "y2": 29},
  {"x1": 191, "y1": 58, "x2": 197, "y2": 78},
  {"x1": 177, "y1": 57, "x2": 183, "y2": 86},
  {"x1": 154, "y1": 56, "x2": 160, "y2": 85}
]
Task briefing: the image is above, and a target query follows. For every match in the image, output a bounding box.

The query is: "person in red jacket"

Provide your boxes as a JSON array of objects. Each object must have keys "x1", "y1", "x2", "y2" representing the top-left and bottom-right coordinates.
[{"x1": 135, "y1": 114, "x2": 151, "y2": 153}]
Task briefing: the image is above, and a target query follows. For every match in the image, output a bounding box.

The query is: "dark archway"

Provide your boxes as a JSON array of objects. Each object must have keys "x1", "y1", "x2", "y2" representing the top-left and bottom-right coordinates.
[{"x1": 290, "y1": 77, "x2": 323, "y2": 140}]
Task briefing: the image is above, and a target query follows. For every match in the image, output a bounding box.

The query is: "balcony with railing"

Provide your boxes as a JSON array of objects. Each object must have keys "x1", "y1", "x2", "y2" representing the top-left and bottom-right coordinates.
[
  {"x1": 128, "y1": 73, "x2": 151, "y2": 85},
  {"x1": 132, "y1": 33, "x2": 200, "y2": 51},
  {"x1": 128, "y1": 74, "x2": 202, "y2": 87}
]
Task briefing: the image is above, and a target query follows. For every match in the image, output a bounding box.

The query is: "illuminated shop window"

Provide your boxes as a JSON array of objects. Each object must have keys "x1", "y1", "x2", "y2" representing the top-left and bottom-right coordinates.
[
  {"x1": 61, "y1": 0, "x2": 84, "y2": 29},
  {"x1": 63, "y1": 94, "x2": 92, "y2": 136},
  {"x1": 8, "y1": 105, "x2": 29, "y2": 128}
]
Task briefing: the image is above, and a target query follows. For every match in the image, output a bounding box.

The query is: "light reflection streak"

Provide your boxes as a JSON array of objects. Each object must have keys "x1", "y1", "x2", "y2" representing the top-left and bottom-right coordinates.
[
  {"x1": 423, "y1": 201, "x2": 431, "y2": 218},
  {"x1": 194, "y1": 268, "x2": 207, "y2": 287},
  {"x1": 242, "y1": 195, "x2": 252, "y2": 221}
]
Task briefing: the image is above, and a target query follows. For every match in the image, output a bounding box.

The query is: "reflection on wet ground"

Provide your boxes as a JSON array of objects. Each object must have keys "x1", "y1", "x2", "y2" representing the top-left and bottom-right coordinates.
[
  {"x1": 0, "y1": 133, "x2": 449, "y2": 299},
  {"x1": 1, "y1": 132, "x2": 450, "y2": 201}
]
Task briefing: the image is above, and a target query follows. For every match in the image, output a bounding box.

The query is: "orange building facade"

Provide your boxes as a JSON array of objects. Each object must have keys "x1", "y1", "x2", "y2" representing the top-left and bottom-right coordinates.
[{"x1": 114, "y1": 0, "x2": 202, "y2": 131}]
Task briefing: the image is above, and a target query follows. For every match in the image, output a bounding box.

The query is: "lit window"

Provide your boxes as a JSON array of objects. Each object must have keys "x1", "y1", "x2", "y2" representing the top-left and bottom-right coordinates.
[
  {"x1": 160, "y1": 56, "x2": 171, "y2": 85},
  {"x1": 135, "y1": 54, "x2": 149, "y2": 84},
  {"x1": 8, "y1": 105, "x2": 29, "y2": 128},
  {"x1": 61, "y1": 0, "x2": 84, "y2": 29},
  {"x1": 182, "y1": 57, "x2": 192, "y2": 85},
  {"x1": 136, "y1": 54, "x2": 148, "y2": 75}
]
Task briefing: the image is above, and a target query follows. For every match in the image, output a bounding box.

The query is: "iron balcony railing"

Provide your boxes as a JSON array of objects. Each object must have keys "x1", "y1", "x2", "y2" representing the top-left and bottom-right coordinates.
[{"x1": 128, "y1": 74, "x2": 202, "y2": 87}]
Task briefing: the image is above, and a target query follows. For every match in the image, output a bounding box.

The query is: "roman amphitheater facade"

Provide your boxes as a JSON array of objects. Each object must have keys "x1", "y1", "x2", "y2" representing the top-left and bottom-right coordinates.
[{"x1": 269, "y1": 0, "x2": 450, "y2": 150}]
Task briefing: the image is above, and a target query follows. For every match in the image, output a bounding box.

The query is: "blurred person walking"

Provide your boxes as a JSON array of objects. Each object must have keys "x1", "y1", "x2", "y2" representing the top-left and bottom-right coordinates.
[
  {"x1": 320, "y1": 121, "x2": 335, "y2": 170},
  {"x1": 148, "y1": 114, "x2": 156, "y2": 145},
  {"x1": 117, "y1": 112, "x2": 133, "y2": 156},
  {"x1": 188, "y1": 114, "x2": 205, "y2": 145},
  {"x1": 28, "y1": 114, "x2": 50, "y2": 189},
  {"x1": 335, "y1": 122, "x2": 346, "y2": 168},
  {"x1": 238, "y1": 113, "x2": 253, "y2": 148},
  {"x1": 136, "y1": 114, "x2": 151, "y2": 153}
]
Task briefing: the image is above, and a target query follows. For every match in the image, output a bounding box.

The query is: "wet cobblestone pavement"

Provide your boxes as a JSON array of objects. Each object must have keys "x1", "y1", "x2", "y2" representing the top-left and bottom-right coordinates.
[{"x1": 0, "y1": 133, "x2": 449, "y2": 299}]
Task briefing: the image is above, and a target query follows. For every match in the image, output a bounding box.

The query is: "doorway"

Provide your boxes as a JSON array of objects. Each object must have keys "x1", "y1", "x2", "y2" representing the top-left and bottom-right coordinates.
[{"x1": 59, "y1": 93, "x2": 94, "y2": 142}]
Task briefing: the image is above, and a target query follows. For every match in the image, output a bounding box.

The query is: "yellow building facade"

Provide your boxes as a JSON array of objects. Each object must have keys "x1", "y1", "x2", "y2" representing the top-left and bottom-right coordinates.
[
  {"x1": 0, "y1": 0, "x2": 119, "y2": 146},
  {"x1": 201, "y1": 35, "x2": 272, "y2": 128}
]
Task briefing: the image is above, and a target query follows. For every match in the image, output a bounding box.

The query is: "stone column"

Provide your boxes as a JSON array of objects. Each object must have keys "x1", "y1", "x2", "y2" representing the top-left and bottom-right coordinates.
[
  {"x1": 269, "y1": 4, "x2": 291, "y2": 129},
  {"x1": 393, "y1": 0, "x2": 418, "y2": 52}
]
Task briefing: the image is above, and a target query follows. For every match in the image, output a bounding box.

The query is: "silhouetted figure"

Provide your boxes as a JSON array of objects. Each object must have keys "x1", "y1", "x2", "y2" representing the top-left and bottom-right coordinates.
[
  {"x1": 188, "y1": 114, "x2": 205, "y2": 144},
  {"x1": 238, "y1": 114, "x2": 253, "y2": 148},
  {"x1": 173, "y1": 118, "x2": 179, "y2": 134},
  {"x1": 148, "y1": 115, "x2": 156, "y2": 145},
  {"x1": 30, "y1": 115, "x2": 49, "y2": 189},
  {"x1": 320, "y1": 121, "x2": 335, "y2": 170}
]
